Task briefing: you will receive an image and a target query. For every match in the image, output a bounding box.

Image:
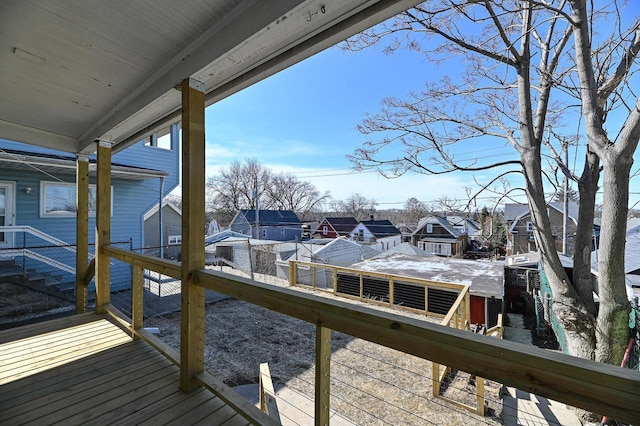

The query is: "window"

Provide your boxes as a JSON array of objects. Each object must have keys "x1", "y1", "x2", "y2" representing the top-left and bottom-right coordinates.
[
  {"x1": 526, "y1": 221, "x2": 534, "y2": 232},
  {"x1": 426, "y1": 224, "x2": 433, "y2": 233},
  {"x1": 168, "y1": 235, "x2": 181, "y2": 245},
  {"x1": 40, "y1": 181, "x2": 111, "y2": 217},
  {"x1": 322, "y1": 225, "x2": 328, "y2": 235},
  {"x1": 144, "y1": 126, "x2": 173, "y2": 150},
  {"x1": 421, "y1": 242, "x2": 452, "y2": 256}
]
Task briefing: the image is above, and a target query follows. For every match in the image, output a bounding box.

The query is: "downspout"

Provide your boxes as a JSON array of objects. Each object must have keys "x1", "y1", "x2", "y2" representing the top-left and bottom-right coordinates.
[{"x1": 159, "y1": 176, "x2": 164, "y2": 259}]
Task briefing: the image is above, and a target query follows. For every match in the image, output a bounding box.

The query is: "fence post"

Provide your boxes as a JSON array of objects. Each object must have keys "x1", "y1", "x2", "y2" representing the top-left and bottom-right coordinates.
[
  {"x1": 425, "y1": 285, "x2": 429, "y2": 316},
  {"x1": 315, "y1": 326, "x2": 331, "y2": 426},
  {"x1": 333, "y1": 269, "x2": 337, "y2": 295},
  {"x1": 289, "y1": 260, "x2": 296, "y2": 286},
  {"x1": 476, "y1": 376, "x2": 486, "y2": 416},
  {"x1": 465, "y1": 287, "x2": 471, "y2": 329},
  {"x1": 259, "y1": 362, "x2": 281, "y2": 422},
  {"x1": 432, "y1": 361, "x2": 440, "y2": 396},
  {"x1": 389, "y1": 277, "x2": 394, "y2": 305},
  {"x1": 132, "y1": 265, "x2": 143, "y2": 338}
]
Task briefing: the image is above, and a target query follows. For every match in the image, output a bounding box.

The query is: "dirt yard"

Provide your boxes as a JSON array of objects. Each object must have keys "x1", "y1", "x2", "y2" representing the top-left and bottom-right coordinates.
[{"x1": 146, "y1": 281, "x2": 503, "y2": 425}]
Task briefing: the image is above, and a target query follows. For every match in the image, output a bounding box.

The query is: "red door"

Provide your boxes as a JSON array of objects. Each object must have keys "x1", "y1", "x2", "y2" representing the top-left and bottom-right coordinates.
[{"x1": 470, "y1": 295, "x2": 486, "y2": 326}]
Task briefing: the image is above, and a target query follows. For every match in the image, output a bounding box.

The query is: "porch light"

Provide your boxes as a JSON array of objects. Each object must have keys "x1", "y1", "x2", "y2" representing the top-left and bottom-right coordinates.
[{"x1": 24, "y1": 186, "x2": 31, "y2": 194}]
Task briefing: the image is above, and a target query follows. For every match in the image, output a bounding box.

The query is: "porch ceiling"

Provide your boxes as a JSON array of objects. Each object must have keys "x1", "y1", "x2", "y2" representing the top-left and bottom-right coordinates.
[{"x1": 0, "y1": 0, "x2": 419, "y2": 155}]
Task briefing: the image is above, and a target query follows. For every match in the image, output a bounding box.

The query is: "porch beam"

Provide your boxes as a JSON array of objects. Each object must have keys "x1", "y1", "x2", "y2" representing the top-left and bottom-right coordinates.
[
  {"x1": 95, "y1": 141, "x2": 112, "y2": 313},
  {"x1": 179, "y1": 77, "x2": 206, "y2": 392},
  {"x1": 75, "y1": 154, "x2": 90, "y2": 313}
]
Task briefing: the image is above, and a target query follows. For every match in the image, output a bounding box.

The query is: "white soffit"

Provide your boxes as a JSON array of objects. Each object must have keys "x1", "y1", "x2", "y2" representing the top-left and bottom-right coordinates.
[{"x1": 0, "y1": 0, "x2": 421, "y2": 154}]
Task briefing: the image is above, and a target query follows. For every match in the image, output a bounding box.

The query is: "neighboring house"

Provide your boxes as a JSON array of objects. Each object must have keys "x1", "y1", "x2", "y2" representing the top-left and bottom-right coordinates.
[
  {"x1": 504, "y1": 202, "x2": 578, "y2": 256},
  {"x1": 205, "y1": 235, "x2": 279, "y2": 276},
  {"x1": 394, "y1": 223, "x2": 415, "y2": 243},
  {"x1": 591, "y1": 218, "x2": 640, "y2": 302},
  {"x1": 143, "y1": 200, "x2": 182, "y2": 260},
  {"x1": 447, "y1": 215, "x2": 483, "y2": 242},
  {"x1": 312, "y1": 217, "x2": 358, "y2": 239},
  {"x1": 411, "y1": 216, "x2": 467, "y2": 257},
  {"x1": 0, "y1": 124, "x2": 180, "y2": 291},
  {"x1": 276, "y1": 238, "x2": 378, "y2": 283},
  {"x1": 229, "y1": 209, "x2": 302, "y2": 241},
  {"x1": 352, "y1": 253, "x2": 504, "y2": 327},
  {"x1": 350, "y1": 219, "x2": 402, "y2": 251}
]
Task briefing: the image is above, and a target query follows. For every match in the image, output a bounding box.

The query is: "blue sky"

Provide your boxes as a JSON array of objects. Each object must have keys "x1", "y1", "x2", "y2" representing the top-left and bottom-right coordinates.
[
  {"x1": 203, "y1": 42, "x2": 489, "y2": 209},
  {"x1": 202, "y1": 18, "x2": 640, "y2": 211}
]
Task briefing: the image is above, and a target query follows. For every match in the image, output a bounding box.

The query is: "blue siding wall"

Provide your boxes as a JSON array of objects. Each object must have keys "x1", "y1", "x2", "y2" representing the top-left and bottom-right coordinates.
[{"x1": 0, "y1": 124, "x2": 180, "y2": 291}]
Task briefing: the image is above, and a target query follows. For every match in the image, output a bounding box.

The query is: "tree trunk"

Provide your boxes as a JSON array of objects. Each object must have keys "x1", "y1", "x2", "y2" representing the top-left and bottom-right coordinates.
[
  {"x1": 573, "y1": 148, "x2": 599, "y2": 317},
  {"x1": 521, "y1": 146, "x2": 596, "y2": 359},
  {"x1": 595, "y1": 152, "x2": 632, "y2": 364}
]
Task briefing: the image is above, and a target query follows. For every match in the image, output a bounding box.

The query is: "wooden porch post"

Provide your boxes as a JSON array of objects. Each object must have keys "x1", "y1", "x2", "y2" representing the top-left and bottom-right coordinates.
[
  {"x1": 95, "y1": 141, "x2": 112, "y2": 314},
  {"x1": 75, "y1": 154, "x2": 89, "y2": 313},
  {"x1": 315, "y1": 326, "x2": 331, "y2": 426},
  {"x1": 180, "y1": 77, "x2": 206, "y2": 392}
]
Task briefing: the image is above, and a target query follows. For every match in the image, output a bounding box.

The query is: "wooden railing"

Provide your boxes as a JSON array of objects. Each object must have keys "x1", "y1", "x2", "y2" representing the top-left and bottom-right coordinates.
[
  {"x1": 288, "y1": 260, "x2": 467, "y2": 318},
  {"x1": 104, "y1": 245, "x2": 640, "y2": 424}
]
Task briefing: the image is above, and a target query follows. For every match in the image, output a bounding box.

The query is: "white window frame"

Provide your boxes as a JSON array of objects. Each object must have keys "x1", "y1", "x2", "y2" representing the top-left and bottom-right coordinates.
[
  {"x1": 322, "y1": 225, "x2": 328, "y2": 235},
  {"x1": 40, "y1": 181, "x2": 113, "y2": 218},
  {"x1": 526, "y1": 221, "x2": 534, "y2": 232},
  {"x1": 168, "y1": 235, "x2": 182, "y2": 245},
  {"x1": 426, "y1": 224, "x2": 433, "y2": 233}
]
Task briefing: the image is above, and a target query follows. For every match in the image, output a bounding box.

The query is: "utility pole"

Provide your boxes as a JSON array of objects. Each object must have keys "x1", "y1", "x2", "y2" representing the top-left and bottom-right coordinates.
[
  {"x1": 254, "y1": 176, "x2": 260, "y2": 240},
  {"x1": 562, "y1": 140, "x2": 569, "y2": 255}
]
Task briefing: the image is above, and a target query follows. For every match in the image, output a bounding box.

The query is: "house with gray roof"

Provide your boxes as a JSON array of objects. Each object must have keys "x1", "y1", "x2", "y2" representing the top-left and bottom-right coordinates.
[
  {"x1": 312, "y1": 216, "x2": 358, "y2": 239},
  {"x1": 411, "y1": 216, "x2": 468, "y2": 257},
  {"x1": 229, "y1": 209, "x2": 302, "y2": 241},
  {"x1": 350, "y1": 219, "x2": 402, "y2": 251},
  {"x1": 505, "y1": 202, "x2": 578, "y2": 256}
]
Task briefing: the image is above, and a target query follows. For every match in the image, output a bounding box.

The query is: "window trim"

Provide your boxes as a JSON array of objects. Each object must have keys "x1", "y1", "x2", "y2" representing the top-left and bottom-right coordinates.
[
  {"x1": 40, "y1": 181, "x2": 113, "y2": 218},
  {"x1": 168, "y1": 235, "x2": 182, "y2": 245}
]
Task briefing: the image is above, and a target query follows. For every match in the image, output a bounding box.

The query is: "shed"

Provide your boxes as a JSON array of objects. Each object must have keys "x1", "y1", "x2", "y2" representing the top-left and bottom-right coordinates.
[{"x1": 352, "y1": 253, "x2": 504, "y2": 327}]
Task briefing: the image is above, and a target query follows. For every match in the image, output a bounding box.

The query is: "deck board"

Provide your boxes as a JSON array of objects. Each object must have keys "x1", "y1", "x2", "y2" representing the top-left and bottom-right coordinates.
[{"x1": 0, "y1": 313, "x2": 256, "y2": 426}]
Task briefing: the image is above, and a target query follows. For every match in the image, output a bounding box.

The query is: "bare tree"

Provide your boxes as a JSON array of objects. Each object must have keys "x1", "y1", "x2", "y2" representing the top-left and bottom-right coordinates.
[
  {"x1": 404, "y1": 197, "x2": 429, "y2": 226},
  {"x1": 206, "y1": 159, "x2": 271, "y2": 224},
  {"x1": 263, "y1": 172, "x2": 331, "y2": 221},
  {"x1": 207, "y1": 159, "x2": 331, "y2": 224},
  {"x1": 345, "y1": 1, "x2": 640, "y2": 366},
  {"x1": 331, "y1": 193, "x2": 378, "y2": 220}
]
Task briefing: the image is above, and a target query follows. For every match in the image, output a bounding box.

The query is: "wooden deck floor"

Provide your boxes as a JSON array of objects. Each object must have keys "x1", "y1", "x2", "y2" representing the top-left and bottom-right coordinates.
[{"x1": 0, "y1": 313, "x2": 251, "y2": 426}]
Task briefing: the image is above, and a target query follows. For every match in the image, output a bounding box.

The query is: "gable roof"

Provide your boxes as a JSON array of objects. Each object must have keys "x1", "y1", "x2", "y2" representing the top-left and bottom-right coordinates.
[
  {"x1": 415, "y1": 216, "x2": 461, "y2": 237},
  {"x1": 505, "y1": 201, "x2": 579, "y2": 224},
  {"x1": 358, "y1": 219, "x2": 401, "y2": 237},
  {"x1": 143, "y1": 200, "x2": 182, "y2": 221},
  {"x1": 204, "y1": 230, "x2": 248, "y2": 246},
  {"x1": 370, "y1": 242, "x2": 434, "y2": 259},
  {"x1": 321, "y1": 217, "x2": 358, "y2": 234},
  {"x1": 504, "y1": 203, "x2": 530, "y2": 221},
  {"x1": 238, "y1": 209, "x2": 301, "y2": 226}
]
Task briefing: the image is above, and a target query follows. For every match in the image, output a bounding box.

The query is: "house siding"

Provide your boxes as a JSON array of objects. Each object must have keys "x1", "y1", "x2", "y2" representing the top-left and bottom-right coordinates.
[
  {"x1": 144, "y1": 205, "x2": 182, "y2": 259},
  {"x1": 0, "y1": 130, "x2": 180, "y2": 291}
]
